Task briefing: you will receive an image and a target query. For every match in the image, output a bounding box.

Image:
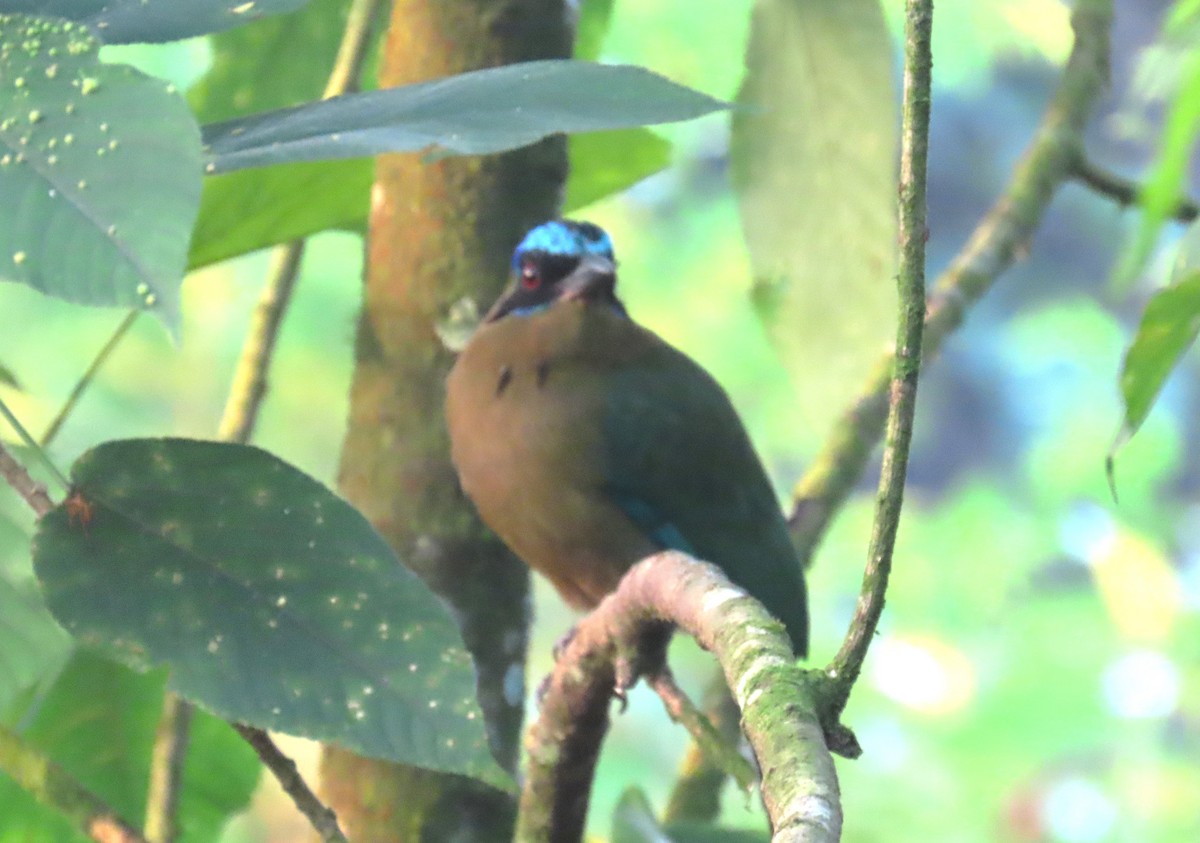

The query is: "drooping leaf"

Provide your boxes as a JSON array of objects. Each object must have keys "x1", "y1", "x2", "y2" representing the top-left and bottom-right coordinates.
[
  {"x1": 731, "y1": 0, "x2": 896, "y2": 434},
  {"x1": 32, "y1": 438, "x2": 508, "y2": 787},
  {"x1": 1114, "y1": 270, "x2": 1200, "y2": 446},
  {"x1": 0, "y1": 13, "x2": 201, "y2": 332},
  {"x1": 202, "y1": 60, "x2": 727, "y2": 173},
  {"x1": 0, "y1": 650, "x2": 259, "y2": 843},
  {"x1": 0, "y1": 0, "x2": 313, "y2": 45},
  {"x1": 1112, "y1": 14, "x2": 1200, "y2": 289},
  {"x1": 565, "y1": 128, "x2": 670, "y2": 211}
]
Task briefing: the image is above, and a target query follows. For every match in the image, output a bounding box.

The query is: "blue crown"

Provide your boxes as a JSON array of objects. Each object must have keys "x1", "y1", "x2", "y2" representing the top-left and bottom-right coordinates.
[{"x1": 511, "y1": 220, "x2": 615, "y2": 270}]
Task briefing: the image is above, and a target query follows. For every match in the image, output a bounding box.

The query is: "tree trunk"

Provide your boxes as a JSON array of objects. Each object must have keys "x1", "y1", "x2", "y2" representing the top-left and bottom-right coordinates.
[{"x1": 321, "y1": 2, "x2": 570, "y2": 840}]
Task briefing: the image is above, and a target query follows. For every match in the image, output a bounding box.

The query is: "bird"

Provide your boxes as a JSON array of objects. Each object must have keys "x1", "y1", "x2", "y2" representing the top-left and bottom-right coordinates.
[{"x1": 444, "y1": 220, "x2": 808, "y2": 658}]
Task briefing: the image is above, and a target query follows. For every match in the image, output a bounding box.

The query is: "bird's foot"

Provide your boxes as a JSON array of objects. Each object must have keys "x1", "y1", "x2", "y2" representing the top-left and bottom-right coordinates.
[{"x1": 611, "y1": 622, "x2": 672, "y2": 712}]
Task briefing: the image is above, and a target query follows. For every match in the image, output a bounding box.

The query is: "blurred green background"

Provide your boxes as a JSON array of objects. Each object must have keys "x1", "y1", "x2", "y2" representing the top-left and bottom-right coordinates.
[{"x1": 3, "y1": 1, "x2": 1199, "y2": 841}]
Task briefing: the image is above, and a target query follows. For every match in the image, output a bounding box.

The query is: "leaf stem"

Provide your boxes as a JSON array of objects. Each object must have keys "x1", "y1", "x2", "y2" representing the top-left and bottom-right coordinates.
[
  {"x1": 42, "y1": 310, "x2": 140, "y2": 448},
  {"x1": 234, "y1": 725, "x2": 349, "y2": 843},
  {"x1": 0, "y1": 396, "x2": 69, "y2": 492}
]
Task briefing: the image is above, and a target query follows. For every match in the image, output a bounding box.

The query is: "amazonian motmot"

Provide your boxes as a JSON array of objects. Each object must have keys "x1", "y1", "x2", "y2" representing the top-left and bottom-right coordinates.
[{"x1": 445, "y1": 220, "x2": 808, "y2": 657}]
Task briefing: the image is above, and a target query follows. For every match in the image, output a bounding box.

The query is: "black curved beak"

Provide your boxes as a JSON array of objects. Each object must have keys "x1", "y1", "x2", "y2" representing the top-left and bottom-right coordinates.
[{"x1": 557, "y1": 255, "x2": 619, "y2": 306}]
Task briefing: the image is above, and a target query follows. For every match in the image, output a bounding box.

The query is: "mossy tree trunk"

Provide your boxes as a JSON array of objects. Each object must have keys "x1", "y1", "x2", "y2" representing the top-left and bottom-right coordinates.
[{"x1": 320, "y1": 2, "x2": 570, "y2": 840}]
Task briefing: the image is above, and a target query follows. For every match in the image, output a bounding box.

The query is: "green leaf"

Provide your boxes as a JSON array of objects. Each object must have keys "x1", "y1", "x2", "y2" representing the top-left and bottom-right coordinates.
[
  {"x1": 0, "y1": 650, "x2": 259, "y2": 843},
  {"x1": 1113, "y1": 47, "x2": 1200, "y2": 288},
  {"x1": 0, "y1": 572, "x2": 71, "y2": 713},
  {"x1": 202, "y1": 60, "x2": 728, "y2": 172},
  {"x1": 565, "y1": 128, "x2": 670, "y2": 212},
  {"x1": 189, "y1": 159, "x2": 369, "y2": 268},
  {"x1": 1115, "y1": 271, "x2": 1200, "y2": 443},
  {"x1": 190, "y1": 127, "x2": 668, "y2": 268},
  {"x1": 185, "y1": 0, "x2": 372, "y2": 267},
  {"x1": 731, "y1": 0, "x2": 897, "y2": 429},
  {"x1": 187, "y1": 0, "x2": 352, "y2": 124},
  {"x1": 575, "y1": 0, "x2": 615, "y2": 62},
  {"x1": 0, "y1": 0, "x2": 313, "y2": 45},
  {"x1": 0, "y1": 14, "x2": 202, "y2": 333},
  {"x1": 32, "y1": 438, "x2": 508, "y2": 787}
]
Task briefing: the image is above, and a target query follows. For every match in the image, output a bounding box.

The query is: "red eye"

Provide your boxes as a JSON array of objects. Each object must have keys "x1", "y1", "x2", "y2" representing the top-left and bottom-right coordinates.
[{"x1": 520, "y1": 262, "x2": 540, "y2": 289}]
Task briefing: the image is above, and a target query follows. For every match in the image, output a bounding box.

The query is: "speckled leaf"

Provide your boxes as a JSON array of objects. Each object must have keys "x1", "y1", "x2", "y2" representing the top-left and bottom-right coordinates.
[
  {"x1": 1115, "y1": 271, "x2": 1200, "y2": 444},
  {"x1": 202, "y1": 60, "x2": 727, "y2": 172},
  {"x1": 0, "y1": 0, "x2": 312, "y2": 44},
  {"x1": 0, "y1": 650, "x2": 259, "y2": 843},
  {"x1": 0, "y1": 14, "x2": 201, "y2": 332},
  {"x1": 31, "y1": 438, "x2": 508, "y2": 788},
  {"x1": 731, "y1": 0, "x2": 896, "y2": 433}
]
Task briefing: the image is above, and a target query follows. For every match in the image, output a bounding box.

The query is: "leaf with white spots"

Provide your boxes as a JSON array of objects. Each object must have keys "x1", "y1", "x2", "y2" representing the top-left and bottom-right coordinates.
[
  {"x1": 31, "y1": 438, "x2": 509, "y2": 788},
  {"x1": 0, "y1": 13, "x2": 201, "y2": 333},
  {"x1": 0, "y1": 0, "x2": 313, "y2": 45}
]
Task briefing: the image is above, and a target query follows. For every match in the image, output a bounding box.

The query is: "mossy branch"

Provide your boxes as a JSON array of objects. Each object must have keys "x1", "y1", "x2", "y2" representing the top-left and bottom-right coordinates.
[{"x1": 518, "y1": 552, "x2": 840, "y2": 843}]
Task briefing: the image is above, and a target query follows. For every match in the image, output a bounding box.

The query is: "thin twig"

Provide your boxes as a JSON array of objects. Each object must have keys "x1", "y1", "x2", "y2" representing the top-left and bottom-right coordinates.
[
  {"x1": 645, "y1": 668, "x2": 756, "y2": 792},
  {"x1": 41, "y1": 310, "x2": 139, "y2": 448},
  {"x1": 827, "y1": 0, "x2": 932, "y2": 706},
  {"x1": 0, "y1": 723, "x2": 150, "y2": 843},
  {"x1": 143, "y1": 695, "x2": 193, "y2": 843},
  {"x1": 1072, "y1": 155, "x2": 1200, "y2": 222},
  {"x1": 145, "y1": 0, "x2": 388, "y2": 837},
  {"x1": 0, "y1": 440, "x2": 54, "y2": 517},
  {"x1": 788, "y1": 0, "x2": 1114, "y2": 570},
  {"x1": 662, "y1": 676, "x2": 744, "y2": 825},
  {"x1": 216, "y1": 242, "x2": 306, "y2": 442},
  {"x1": 0, "y1": 396, "x2": 69, "y2": 492},
  {"x1": 233, "y1": 725, "x2": 349, "y2": 843},
  {"x1": 217, "y1": 0, "x2": 381, "y2": 443}
]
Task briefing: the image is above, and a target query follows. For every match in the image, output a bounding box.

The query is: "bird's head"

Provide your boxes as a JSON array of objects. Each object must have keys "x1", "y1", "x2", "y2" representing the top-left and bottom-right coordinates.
[{"x1": 484, "y1": 220, "x2": 627, "y2": 323}]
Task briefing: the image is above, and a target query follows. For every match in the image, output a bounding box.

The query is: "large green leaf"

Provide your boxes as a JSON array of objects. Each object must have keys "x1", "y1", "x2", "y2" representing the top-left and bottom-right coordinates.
[
  {"x1": 0, "y1": 0, "x2": 312, "y2": 45},
  {"x1": 186, "y1": 0, "x2": 370, "y2": 268},
  {"x1": 731, "y1": 0, "x2": 896, "y2": 432},
  {"x1": 31, "y1": 438, "x2": 508, "y2": 787},
  {"x1": 202, "y1": 60, "x2": 727, "y2": 172},
  {"x1": 0, "y1": 13, "x2": 201, "y2": 332},
  {"x1": 188, "y1": 129, "x2": 666, "y2": 268},
  {"x1": 1115, "y1": 270, "x2": 1200, "y2": 445},
  {"x1": 0, "y1": 650, "x2": 258, "y2": 843},
  {"x1": 189, "y1": 158, "x2": 370, "y2": 268}
]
